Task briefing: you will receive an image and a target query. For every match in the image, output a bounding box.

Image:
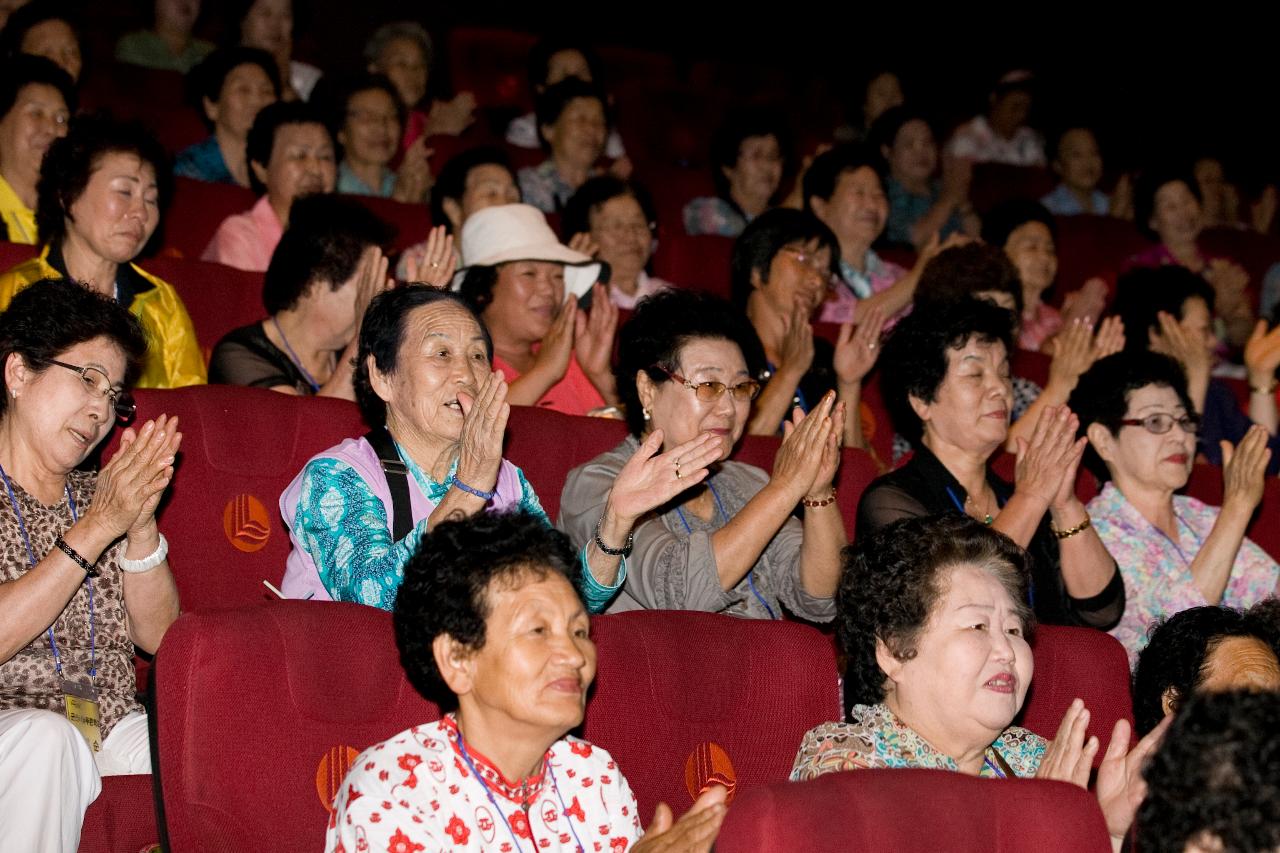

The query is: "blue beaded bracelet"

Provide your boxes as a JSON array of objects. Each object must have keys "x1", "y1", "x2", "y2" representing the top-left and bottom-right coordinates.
[{"x1": 449, "y1": 475, "x2": 496, "y2": 501}]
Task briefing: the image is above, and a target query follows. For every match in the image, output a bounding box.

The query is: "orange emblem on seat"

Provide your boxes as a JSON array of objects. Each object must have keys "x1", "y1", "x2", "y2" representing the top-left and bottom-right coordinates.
[
  {"x1": 223, "y1": 494, "x2": 270, "y2": 553},
  {"x1": 317, "y1": 745, "x2": 360, "y2": 810},
  {"x1": 684, "y1": 742, "x2": 737, "y2": 805}
]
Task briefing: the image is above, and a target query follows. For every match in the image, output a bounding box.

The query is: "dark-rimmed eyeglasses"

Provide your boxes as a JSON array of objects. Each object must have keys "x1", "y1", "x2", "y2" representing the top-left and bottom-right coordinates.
[
  {"x1": 47, "y1": 360, "x2": 135, "y2": 421},
  {"x1": 654, "y1": 366, "x2": 761, "y2": 402},
  {"x1": 1118, "y1": 413, "x2": 1201, "y2": 436}
]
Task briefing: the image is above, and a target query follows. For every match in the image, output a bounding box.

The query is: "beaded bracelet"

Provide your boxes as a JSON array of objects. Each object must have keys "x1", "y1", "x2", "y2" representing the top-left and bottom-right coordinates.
[
  {"x1": 593, "y1": 517, "x2": 633, "y2": 557},
  {"x1": 802, "y1": 487, "x2": 838, "y2": 509},
  {"x1": 1050, "y1": 516, "x2": 1092, "y2": 540},
  {"x1": 54, "y1": 535, "x2": 98, "y2": 577},
  {"x1": 1250, "y1": 379, "x2": 1279, "y2": 395},
  {"x1": 449, "y1": 475, "x2": 497, "y2": 501}
]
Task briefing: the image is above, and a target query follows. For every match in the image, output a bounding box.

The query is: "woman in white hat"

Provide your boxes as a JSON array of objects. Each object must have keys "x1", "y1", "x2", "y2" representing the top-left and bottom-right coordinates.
[{"x1": 456, "y1": 203, "x2": 620, "y2": 416}]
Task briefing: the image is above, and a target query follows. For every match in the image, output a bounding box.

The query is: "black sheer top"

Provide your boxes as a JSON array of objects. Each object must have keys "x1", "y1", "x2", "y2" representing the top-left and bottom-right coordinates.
[
  {"x1": 208, "y1": 322, "x2": 314, "y2": 394},
  {"x1": 855, "y1": 444, "x2": 1124, "y2": 629}
]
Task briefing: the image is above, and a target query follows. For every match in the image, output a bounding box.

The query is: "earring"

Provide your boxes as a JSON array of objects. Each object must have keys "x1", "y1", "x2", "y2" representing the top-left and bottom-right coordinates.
[
  {"x1": 8, "y1": 389, "x2": 14, "y2": 398},
  {"x1": 642, "y1": 407, "x2": 651, "y2": 422}
]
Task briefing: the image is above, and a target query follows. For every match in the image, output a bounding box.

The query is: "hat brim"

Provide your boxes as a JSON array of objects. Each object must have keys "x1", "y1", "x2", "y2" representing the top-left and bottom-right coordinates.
[{"x1": 452, "y1": 252, "x2": 603, "y2": 300}]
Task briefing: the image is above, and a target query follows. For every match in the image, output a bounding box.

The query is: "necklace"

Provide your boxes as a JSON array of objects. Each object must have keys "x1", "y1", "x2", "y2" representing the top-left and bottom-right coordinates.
[{"x1": 964, "y1": 492, "x2": 995, "y2": 526}]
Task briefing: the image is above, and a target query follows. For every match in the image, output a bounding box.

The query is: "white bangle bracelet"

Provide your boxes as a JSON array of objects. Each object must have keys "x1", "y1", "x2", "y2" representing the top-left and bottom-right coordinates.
[{"x1": 119, "y1": 533, "x2": 168, "y2": 574}]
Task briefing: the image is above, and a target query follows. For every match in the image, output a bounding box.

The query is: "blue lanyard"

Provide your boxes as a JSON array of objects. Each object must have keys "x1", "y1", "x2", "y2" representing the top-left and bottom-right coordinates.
[
  {"x1": 453, "y1": 727, "x2": 586, "y2": 853},
  {"x1": 982, "y1": 753, "x2": 1007, "y2": 778},
  {"x1": 674, "y1": 481, "x2": 779, "y2": 620},
  {"x1": 271, "y1": 316, "x2": 321, "y2": 393},
  {"x1": 0, "y1": 462, "x2": 94, "y2": 681}
]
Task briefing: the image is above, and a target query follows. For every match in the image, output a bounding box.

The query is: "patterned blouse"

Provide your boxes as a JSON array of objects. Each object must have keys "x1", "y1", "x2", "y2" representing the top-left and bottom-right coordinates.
[
  {"x1": 326, "y1": 715, "x2": 642, "y2": 852},
  {"x1": 1087, "y1": 482, "x2": 1280, "y2": 665},
  {"x1": 682, "y1": 196, "x2": 750, "y2": 238},
  {"x1": 518, "y1": 160, "x2": 591, "y2": 214},
  {"x1": 818, "y1": 250, "x2": 909, "y2": 325},
  {"x1": 791, "y1": 703, "x2": 1046, "y2": 781},
  {"x1": 1018, "y1": 302, "x2": 1063, "y2": 352}
]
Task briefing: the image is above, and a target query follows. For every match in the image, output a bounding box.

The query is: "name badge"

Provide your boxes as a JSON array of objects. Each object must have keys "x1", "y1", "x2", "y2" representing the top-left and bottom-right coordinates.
[{"x1": 61, "y1": 679, "x2": 102, "y2": 753}]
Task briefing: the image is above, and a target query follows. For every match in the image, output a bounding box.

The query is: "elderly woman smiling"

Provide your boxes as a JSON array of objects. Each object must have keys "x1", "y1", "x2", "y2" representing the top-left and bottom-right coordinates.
[
  {"x1": 0, "y1": 55, "x2": 72, "y2": 244},
  {"x1": 327, "y1": 510, "x2": 726, "y2": 852},
  {"x1": 560, "y1": 289, "x2": 846, "y2": 618},
  {"x1": 0, "y1": 279, "x2": 182, "y2": 852},
  {"x1": 282, "y1": 285, "x2": 702, "y2": 613},
  {"x1": 1070, "y1": 351, "x2": 1279, "y2": 664},
  {"x1": 792, "y1": 514, "x2": 1167, "y2": 849},
  {"x1": 0, "y1": 114, "x2": 205, "y2": 389},
  {"x1": 859, "y1": 298, "x2": 1123, "y2": 628},
  {"x1": 175, "y1": 46, "x2": 280, "y2": 187}
]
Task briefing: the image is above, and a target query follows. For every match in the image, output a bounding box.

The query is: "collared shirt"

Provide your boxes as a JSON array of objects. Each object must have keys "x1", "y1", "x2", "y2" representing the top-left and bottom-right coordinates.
[
  {"x1": 791, "y1": 703, "x2": 1046, "y2": 781},
  {"x1": 174, "y1": 136, "x2": 235, "y2": 185},
  {"x1": 518, "y1": 160, "x2": 585, "y2": 214},
  {"x1": 201, "y1": 195, "x2": 284, "y2": 272},
  {"x1": 1088, "y1": 482, "x2": 1280, "y2": 666},
  {"x1": 947, "y1": 115, "x2": 1046, "y2": 167},
  {"x1": 818, "y1": 249, "x2": 909, "y2": 324},
  {"x1": 682, "y1": 196, "x2": 750, "y2": 238},
  {"x1": 1041, "y1": 183, "x2": 1109, "y2": 217},
  {"x1": 0, "y1": 174, "x2": 37, "y2": 244},
  {"x1": 608, "y1": 271, "x2": 670, "y2": 309},
  {"x1": 336, "y1": 161, "x2": 396, "y2": 198}
]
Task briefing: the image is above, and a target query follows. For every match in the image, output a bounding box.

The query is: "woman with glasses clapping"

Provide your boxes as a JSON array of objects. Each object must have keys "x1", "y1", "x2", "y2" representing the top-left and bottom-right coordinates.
[
  {"x1": 559, "y1": 289, "x2": 846, "y2": 619},
  {"x1": 1071, "y1": 351, "x2": 1280, "y2": 665}
]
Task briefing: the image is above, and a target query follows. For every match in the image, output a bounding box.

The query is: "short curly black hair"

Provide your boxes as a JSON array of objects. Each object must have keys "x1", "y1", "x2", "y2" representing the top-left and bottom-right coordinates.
[
  {"x1": 915, "y1": 243, "x2": 1024, "y2": 318},
  {"x1": 708, "y1": 108, "x2": 792, "y2": 201},
  {"x1": 393, "y1": 510, "x2": 583, "y2": 708},
  {"x1": 1112, "y1": 265, "x2": 1215, "y2": 351},
  {"x1": 838, "y1": 514, "x2": 1034, "y2": 714},
  {"x1": 879, "y1": 297, "x2": 1014, "y2": 444},
  {"x1": 981, "y1": 198, "x2": 1056, "y2": 250},
  {"x1": 1132, "y1": 602, "x2": 1280, "y2": 736},
  {"x1": 1137, "y1": 690, "x2": 1280, "y2": 853},
  {"x1": 354, "y1": 284, "x2": 491, "y2": 425},
  {"x1": 615, "y1": 288, "x2": 765, "y2": 437},
  {"x1": 1133, "y1": 165, "x2": 1201, "y2": 242},
  {"x1": 186, "y1": 46, "x2": 280, "y2": 132},
  {"x1": 534, "y1": 77, "x2": 609, "y2": 153},
  {"x1": 560, "y1": 175, "x2": 657, "y2": 245},
  {"x1": 0, "y1": 277, "x2": 147, "y2": 415},
  {"x1": 801, "y1": 142, "x2": 887, "y2": 212},
  {"x1": 430, "y1": 146, "x2": 517, "y2": 234},
  {"x1": 245, "y1": 100, "x2": 330, "y2": 196},
  {"x1": 0, "y1": 54, "x2": 75, "y2": 121},
  {"x1": 729, "y1": 208, "x2": 839, "y2": 313},
  {"x1": 35, "y1": 113, "x2": 172, "y2": 252}
]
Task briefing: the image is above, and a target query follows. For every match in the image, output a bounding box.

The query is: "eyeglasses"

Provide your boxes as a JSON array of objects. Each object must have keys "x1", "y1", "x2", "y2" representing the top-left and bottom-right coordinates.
[
  {"x1": 654, "y1": 366, "x2": 761, "y2": 402},
  {"x1": 1118, "y1": 413, "x2": 1201, "y2": 436},
  {"x1": 47, "y1": 360, "x2": 135, "y2": 421},
  {"x1": 780, "y1": 247, "x2": 831, "y2": 277}
]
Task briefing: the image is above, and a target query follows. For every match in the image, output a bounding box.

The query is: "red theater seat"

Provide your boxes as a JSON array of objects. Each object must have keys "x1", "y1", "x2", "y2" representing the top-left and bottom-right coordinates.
[
  {"x1": 446, "y1": 27, "x2": 537, "y2": 111},
  {"x1": 581, "y1": 611, "x2": 842, "y2": 823},
  {"x1": 0, "y1": 239, "x2": 37, "y2": 271},
  {"x1": 78, "y1": 774, "x2": 159, "y2": 853},
  {"x1": 352, "y1": 195, "x2": 431, "y2": 254},
  {"x1": 1052, "y1": 215, "x2": 1147, "y2": 305},
  {"x1": 162, "y1": 178, "x2": 256, "y2": 260},
  {"x1": 1018, "y1": 625, "x2": 1135, "y2": 760},
  {"x1": 138, "y1": 257, "x2": 265, "y2": 361},
  {"x1": 970, "y1": 164, "x2": 1056, "y2": 215},
  {"x1": 1201, "y1": 226, "x2": 1280, "y2": 286},
  {"x1": 716, "y1": 769, "x2": 1111, "y2": 852},
  {"x1": 1184, "y1": 463, "x2": 1280, "y2": 561},
  {"x1": 102, "y1": 386, "x2": 368, "y2": 611},
  {"x1": 651, "y1": 233, "x2": 733, "y2": 300}
]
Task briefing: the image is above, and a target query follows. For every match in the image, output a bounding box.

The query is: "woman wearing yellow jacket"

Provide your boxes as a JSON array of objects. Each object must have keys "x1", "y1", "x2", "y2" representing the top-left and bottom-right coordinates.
[{"x1": 0, "y1": 115, "x2": 205, "y2": 388}]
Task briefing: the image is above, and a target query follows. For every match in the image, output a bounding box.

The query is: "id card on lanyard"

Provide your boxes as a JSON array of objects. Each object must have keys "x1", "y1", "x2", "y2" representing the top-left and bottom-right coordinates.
[{"x1": 0, "y1": 463, "x2": 101, "y2": 752}]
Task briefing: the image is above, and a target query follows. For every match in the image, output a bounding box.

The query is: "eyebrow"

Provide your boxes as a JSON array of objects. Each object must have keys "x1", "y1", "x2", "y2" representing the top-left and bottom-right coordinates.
[{"x1": 682, "y1": 364, "x2": 750, "y2": 378}]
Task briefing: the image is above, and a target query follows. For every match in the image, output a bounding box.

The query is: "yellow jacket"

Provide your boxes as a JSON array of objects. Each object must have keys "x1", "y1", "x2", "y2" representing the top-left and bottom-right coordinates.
[
  {"x1": 0, "y1": 248, "x2": 207, "y2": 388},
  {"x1": 0, "y1": 175, "x2": 37, "y2": 245}
]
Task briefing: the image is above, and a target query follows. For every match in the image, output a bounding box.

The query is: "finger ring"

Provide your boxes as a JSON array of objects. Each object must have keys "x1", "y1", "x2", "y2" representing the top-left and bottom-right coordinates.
[
  {"x1": 868, "y1": 342, "x2": 877, "y2": 350},
  {"x1": 673, "y1": 458, "x2": 682, "y2": 478},
  {"x1": 430, "y1": 261, "x2": 440, "y2": 268}
]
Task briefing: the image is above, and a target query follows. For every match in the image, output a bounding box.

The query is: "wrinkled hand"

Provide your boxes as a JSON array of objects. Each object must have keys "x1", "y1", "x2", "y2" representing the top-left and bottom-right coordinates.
[
  {"x1": 607, "y1": 155, "x2": 633, "y2": 181},
  {"x1": 532, "y1": 297, "x2": 576, "y2": 382},
  {"x1": 425, "y1": 92, "x2": 476, "y2": 136},
  {"x1": 1221, "y1": 425, "x2": 1271, "y2": 515},
  {"x1": 1047, "y1": 319, "x2": 1097, "y2": 387},
  {"x1": 1244, "y1": 319, "x2": 1280, "y2": 386},
  {"x1": 1014, "y1": 405, "x2": 1085, "y2": 509},
  {"x1": 454, "y1": 371, "x2": 509, "y2": 494},
  {"x1": 608, "y1": 430, "x2": 722, "y2": 522},
  {"x1": 631, "y1": 786, "x2": 727, "y2": 853},
  {"x1": 1092, "y1": 315, "x2": 1125, "y2": 359},
  {"x1": 774, "y1": 392, "x2": 838, "y2": 501},
  {"x1": 392, "y1": 137, "x2": 433, "y2": 203},
  {"x1": 833, "y1": 306, "x2": 885, "y2": 386},
  {"x1": 1095, "y1": 716, "x2": 1172, "y2": 840},
  {"x1": 1205, "y1": 260, "x2": 1251, "y2": 316},
  {"x1": 90, "y1": 415, "x2": 182, "y2": 539},
  {"x1": 1252, "y1": 184, "x2": 1278, "y2": 235},
  {"x1": 402, "y1": 226, "x2": 456, "y2": 288},
  {"x1": 1152, "y1": 311, "x2": 1212, "y2": 379},
  {"x1": 1059, "y1": 277, "x2": 1108, "y2": 327},
  {"x1": 574, "y1": 283, "x2": 618, "y2": 379},
  {"x1": 567, "y1": 231, "x2": 600, "y2": 258},
  {"x1": 1035, "y1": 698, "x2": 1099, "y2": 789},
  {"x1": 777, "y1": 303, "x2": 815, "y2": 378}
]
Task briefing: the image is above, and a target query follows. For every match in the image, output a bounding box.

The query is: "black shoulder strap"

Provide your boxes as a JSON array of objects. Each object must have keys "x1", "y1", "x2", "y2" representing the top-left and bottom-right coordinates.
[{"x1": 364, "y1": 428, "x2": 412, "y2": 541}]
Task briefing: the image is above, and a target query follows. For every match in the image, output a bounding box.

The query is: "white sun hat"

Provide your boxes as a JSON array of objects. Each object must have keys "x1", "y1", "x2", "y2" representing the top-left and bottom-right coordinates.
[{"x1": 451, "y1": 203, "x2": 602, "y2": 300}]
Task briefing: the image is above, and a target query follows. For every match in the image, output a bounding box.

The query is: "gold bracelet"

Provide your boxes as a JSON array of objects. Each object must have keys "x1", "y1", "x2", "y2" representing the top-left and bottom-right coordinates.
[
  {"x1": 802, "y1": 487, "x2": 838, "y2": 508},
  {"x1": 1250, "y1": 379, "x2": 1279, "y2": 395},
  {"x1": 1050, "y1": 516, "x2": 1092, "y2": 540}
]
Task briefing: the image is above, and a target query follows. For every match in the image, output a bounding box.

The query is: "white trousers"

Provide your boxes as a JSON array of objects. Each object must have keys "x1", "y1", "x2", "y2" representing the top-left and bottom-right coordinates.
[{"x1": 0, "y1": 708, "x2": 151, "y2": 853}]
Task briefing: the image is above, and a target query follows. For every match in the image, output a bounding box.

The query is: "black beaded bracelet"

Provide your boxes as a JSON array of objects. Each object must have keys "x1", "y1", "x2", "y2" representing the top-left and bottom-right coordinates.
[
  {"x1": 593, "y1": 517, "x2": 634, "y2": 557},
  {"x1": 54, "y1": 535, "x2": 98, "y2": 577}
]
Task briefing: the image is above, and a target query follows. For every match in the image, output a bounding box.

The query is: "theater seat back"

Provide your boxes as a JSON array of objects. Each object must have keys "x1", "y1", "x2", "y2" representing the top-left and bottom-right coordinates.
[
  {"x1": 716, "y1": 769, "x2": 1111, "y2": 852},
  {"x1": 581, "y1": 610, "x2": 841, "y2": 823},
  {"x1": 153, "y1": 601, "x2": 440, "y2": 853},
  {"x1": 1184, "y1": 462, "x2": 1280, "y2": 561},
  {"x1": 161, "y1": 178, "x2": 256, "y2": 260},
  {"x1": 102, "y1": 387, "x2": 368, "y2": 611},
  {"x1": 138, "y1": 257, "x2": 265, "y2": 361}
]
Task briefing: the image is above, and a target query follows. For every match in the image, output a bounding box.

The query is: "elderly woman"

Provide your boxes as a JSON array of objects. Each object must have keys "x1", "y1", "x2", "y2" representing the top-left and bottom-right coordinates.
[
  {"x1": 560, "y1": 288, "x2": 846, "y2": 619},
  {"x1": 859, "y1": 298, "x2": 1123, "y2": 627},
  {"x1": 1128, "y1": 167, "x2": 1254, "y2": 347},
  {"x1": 947, "y1": 70, "x2": 1045, "y2": 166},
  {"x1": 201, "y1": 100, "x2": 335, "y2": 272},
  {"x1": 114, "y1": 0, "x2": 213, "y2": 73},
  {"x1": 209, "y1": 194, "x2": 403, "y2": 396},
  {"x1": 233, "y1": 0, "x2": 320, "y2": 101},
  {"x1": 1132, "y1": 601, "x2": 1280, "y2": 736},
  {"x1": 364, "y1": 20, "x2": 475, "y2": 147},
  {"x1": 506, "y1": 38, "x2": 626, "y2": 160},
  {"x1": 792, "y1": 514, "x2": 1166, "y2": 847},
  {"x1": 281, "y1": 285, "x2": 700, "y2": 613},
  {"x1": 331, "y1": 72, "x2": 430, "y2": 203},
  {"x1": 562, "y1": 175, "x2": 671, "y2": 309},
  {"x1": 873, "y1": 106, "x2": 978, "y2": 250},
  {"x1": 517, "y1": 77, "x2": 612, "y2": 214},
  {"x1": 175, "y1": 46, "x2": 279, "y2": 186},
  {"x1": 1040, "y1": 127, "x2": 1131, "y2": 218},
  {"x1": 730, "y1": 208, "x2": 882, "y2": 448},
  {"x1": 456, "y1": 203, "x2": 618, "y2": 415},
  {"x1": 0, "y1": 55, "x2": 72, "y2": 244},
  {"x1": 0, "y1": 115, "x2": 205, "y2": 389},
  {"x1": 1112, "y1": 266, "x2": 1280, "y2": 473},
  {"x1": 0, "y1": 279, "x2": 181, "y2": 853},
  {"x1": 1070, "y1": 351, "x2": 1279, "y2": 664},
  {"x1": 326, "y1": 511, "x2": 726, "y2": 852},
  {"x1": 0, "y1": 2, "x2": 81, "y2": 82},
  {"x1": 684, "y1": 110, "x2": 788, "y2": 238}
]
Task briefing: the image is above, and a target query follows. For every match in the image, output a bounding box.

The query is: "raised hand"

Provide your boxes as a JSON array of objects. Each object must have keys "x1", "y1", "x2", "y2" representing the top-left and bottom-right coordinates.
[
  {"x1": 777, "y1": 302, "x2": 815, "y2": 378},
  {"x1": 1014, "y1": 405, "x2": 1084, "y2": 509},
  {"x1": 574, "y1": 282, "x2": 619, "y2": 380},
  {"x1": 89, "y1": 415, "x2": 182, "y2": 540},
  {"x1": 1220, "y1": 425, "x2": 1272, "y2": 516},
  {"x1": 1152, "y1": 311, "x2": 1211, "y2": 378},
  {"x1": 425, "y1": 92, "x2": 476, "y2": 136},
  {"x1": 402, "y1": 226, "x2": 456, "y2": 288},
  {"x1": 1047, "y1": 319, "x2": 1096, "y2": 388},
  {"x1": 773, "y1": 392, "x2": 838, "y2": 501},
  {"x1": 607, "y1": 430, "x2": 722, "y2": 522},
  {"x1": 567, "y1": 231, "x2": 600, "y2": 258},
  {"x1": 353, "y1": 246, "x2": 393, "y2": 320},
  {"x1": 1092, "y1": 315, "x2": 1125, "y2": 360},
  {"x1": 1244, "y1": 319, "x2": 1280, "y2": 389},
  {"x1": 1035, "y1": 698, "x2": 1099, "y2": 788},
  {"x1": 392, "y1": 137, "x2": 433, "y2": 204},
  {"x1": 833, "y1": 306, "x2": 885, "y2": 386},
  {"x1": 631, "y1": 786, "x2": 727, "y2": 853},
  {"x1": 454, "y1": 371, "x2": 509, "y2": 495},
  {"x1": 1095, "y1": 715, "x2": 1172, "y2": 840},
  {"x1": 531, "y1": 297, "x2": 576, "y2": 382}
]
